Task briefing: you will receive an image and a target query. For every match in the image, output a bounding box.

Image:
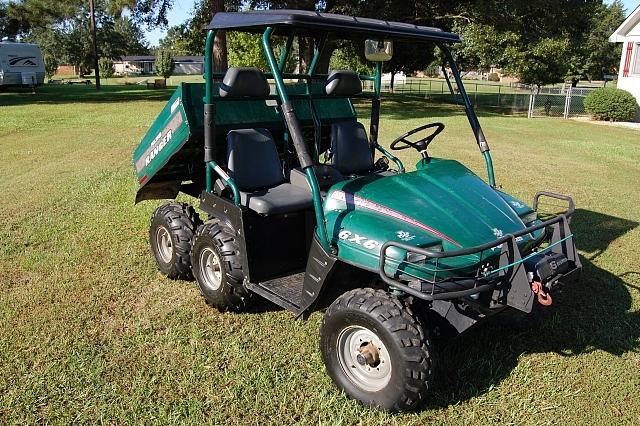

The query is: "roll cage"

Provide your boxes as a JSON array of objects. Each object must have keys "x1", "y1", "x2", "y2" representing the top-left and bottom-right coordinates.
[{"x1": 203, "y1": 10, "x2": 496, "y2": 252}]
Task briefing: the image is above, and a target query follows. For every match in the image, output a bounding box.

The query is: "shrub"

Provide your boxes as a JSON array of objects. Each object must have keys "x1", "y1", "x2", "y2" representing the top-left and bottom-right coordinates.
[
  {"x1": 98, "y1": 57, "x2": 114, "y2": 79},
  {"x1": 488, "y1": 72, "x2": 500, "y2": 82},
  {"x1": 155, "y1": 50, "x2": 175, "y2": 81},
  {"x1": 44, "y1": 54, "x2": 58, "y2": 79},
  {"x1": 584, "y1": 87, "x2": 638, "y2": 122}
]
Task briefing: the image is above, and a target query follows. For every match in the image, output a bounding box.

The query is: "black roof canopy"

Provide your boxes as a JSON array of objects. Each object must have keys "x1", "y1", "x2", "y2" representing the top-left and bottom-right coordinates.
[{"x1": 208, "y1": 10, "x2": 461, "y2": 44}]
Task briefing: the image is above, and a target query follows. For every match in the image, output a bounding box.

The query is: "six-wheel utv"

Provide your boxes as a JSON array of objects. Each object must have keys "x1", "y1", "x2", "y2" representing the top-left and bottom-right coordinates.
[{"x1": 132, "y1": 10, "x2": 581, "y2": 411}]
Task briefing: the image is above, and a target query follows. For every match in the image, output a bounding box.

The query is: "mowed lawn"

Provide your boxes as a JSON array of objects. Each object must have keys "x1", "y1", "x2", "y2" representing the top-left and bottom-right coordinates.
[{"x1": 0, "y1": 85, "x2": 639, "y2": 425}]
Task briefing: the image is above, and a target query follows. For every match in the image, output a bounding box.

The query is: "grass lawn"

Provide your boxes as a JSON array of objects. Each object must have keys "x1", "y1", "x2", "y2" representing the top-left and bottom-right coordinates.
[{"x1": 1, "y1": 85, "x2": 639, "y2": 424}]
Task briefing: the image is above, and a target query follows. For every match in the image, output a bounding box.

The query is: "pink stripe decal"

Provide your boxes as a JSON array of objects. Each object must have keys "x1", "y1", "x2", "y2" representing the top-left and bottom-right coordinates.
[{"x1": 331, "y1": 190, "x2": 461, "y2": 247}]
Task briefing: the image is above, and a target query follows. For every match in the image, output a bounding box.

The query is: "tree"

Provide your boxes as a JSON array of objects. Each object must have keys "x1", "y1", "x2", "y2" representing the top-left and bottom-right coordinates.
[
  {"x1": 99, "y1": 56, "x2": 115, "y2": 79},
  {"x1": 158, "y1": 23, "x2": 191, "y2": 55},
  {"x1": 504, "y1": 37, "x2": 571, "y2": 88},
  {"x1": 155, "y1": 49, "x2": 174, "y2": 82},
  {"x1": 227, "y1": 32, "x2": 269, "y2": 69},
  {"x1": 561, "y1": 2, "x2": 624, "y2": 85},
  {"x1": 44, "y1": 53, "x2": 58, "y2": 79}
]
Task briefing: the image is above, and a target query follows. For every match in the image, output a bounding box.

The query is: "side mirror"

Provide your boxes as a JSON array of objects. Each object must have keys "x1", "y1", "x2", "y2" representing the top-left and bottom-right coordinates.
[{"x1": 365, "y1": 39, "x2": 393, "y2": 62}]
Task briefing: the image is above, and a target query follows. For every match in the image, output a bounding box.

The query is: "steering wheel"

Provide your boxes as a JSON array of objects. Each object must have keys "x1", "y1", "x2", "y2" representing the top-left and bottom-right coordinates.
[{"x1": 390, "y1": 123, "x2": 445, "y2": 158}]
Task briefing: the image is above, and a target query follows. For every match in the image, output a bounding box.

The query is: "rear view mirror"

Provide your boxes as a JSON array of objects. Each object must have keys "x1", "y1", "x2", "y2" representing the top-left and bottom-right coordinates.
[{"x1": 365, "y1": 40, "x2": 393, "y2": 62}]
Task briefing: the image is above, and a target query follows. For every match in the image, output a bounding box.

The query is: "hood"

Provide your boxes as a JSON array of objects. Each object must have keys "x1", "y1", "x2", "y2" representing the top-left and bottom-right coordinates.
[{"x1": 326, "y1": 158, "x2": 529, "y2": 251}]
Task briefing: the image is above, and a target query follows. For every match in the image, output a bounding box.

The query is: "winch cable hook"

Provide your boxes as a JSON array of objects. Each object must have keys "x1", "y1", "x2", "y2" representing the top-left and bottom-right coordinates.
[{"x1": 531, "y1": 281, "x2": 553, "y2": 306}]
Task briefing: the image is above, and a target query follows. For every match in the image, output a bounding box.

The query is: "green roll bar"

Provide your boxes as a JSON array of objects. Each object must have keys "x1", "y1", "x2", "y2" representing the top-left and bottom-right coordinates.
[
  {"x1": 204, "y1": 29, "x2": 242, "y2": 206},
  {"x1": 262, "y1": 27, "x2": 331, "y2": 252}
]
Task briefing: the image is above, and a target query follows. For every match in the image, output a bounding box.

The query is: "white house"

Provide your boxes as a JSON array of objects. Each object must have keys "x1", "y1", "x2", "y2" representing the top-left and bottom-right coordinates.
[
  {"x1": 609, "y1": 4, "x2": 640, "y2": 120},
  {"x1": 113, "y1": 56, "x2": 204, "y2": 76}
]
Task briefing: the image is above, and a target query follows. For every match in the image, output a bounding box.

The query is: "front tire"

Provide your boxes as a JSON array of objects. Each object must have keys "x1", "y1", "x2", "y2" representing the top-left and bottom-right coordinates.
[
  {"x1": 320, "y1": 288, "x2": 433, "y2": 411},
  {"x1": 191, "y1": 220, "x2": 253, "y2": 312},
  {"x1": 149, "y1": 202, "x2": 200, "y2": 280}
]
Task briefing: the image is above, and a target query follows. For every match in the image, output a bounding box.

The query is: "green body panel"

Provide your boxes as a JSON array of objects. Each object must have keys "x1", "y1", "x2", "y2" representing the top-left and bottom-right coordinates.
[{"x1": 324, "y1": 158, "x2": 543, "y2": 279}]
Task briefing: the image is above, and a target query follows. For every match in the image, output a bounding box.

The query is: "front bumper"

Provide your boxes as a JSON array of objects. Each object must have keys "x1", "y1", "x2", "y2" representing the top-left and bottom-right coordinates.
[{"x1": 378, "y1": 192, "x2": 582, "y2": 313}]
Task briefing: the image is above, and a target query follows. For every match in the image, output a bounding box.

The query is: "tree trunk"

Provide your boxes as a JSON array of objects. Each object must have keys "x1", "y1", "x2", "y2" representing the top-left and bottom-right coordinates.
[
  {"x1": 390, "y1": 71, "x2": 396, "y2": 93},
  {"x1": 571, "y1": 78, "x2": 579, "y2": 88},
  {"x1": 211, "y1": 0, "x2": 227, "y2": 72},
  {"x1": 313, "y1": 41, "x2": 335, "y2": 74},
  {"x1": 289, "y1": 0, "x2": 315, "y2": 73},
  {"x1": 298, "y1": 37, "x2": 313, "y2": 74},
  {"x1": 89, "y1": 0, "x2": 101, "y2": 90}
]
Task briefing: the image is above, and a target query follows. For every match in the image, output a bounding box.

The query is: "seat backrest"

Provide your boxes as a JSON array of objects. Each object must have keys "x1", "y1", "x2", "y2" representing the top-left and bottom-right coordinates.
[
  {"x1": 330, "y1": 121, "x2": 373, "y2": 175},
  {"x1": 227, "y1": 128, "x2": 284, "y2": 191},
  {"x1": 219, "y1": 67, "x2": 270, "y2": 98},
  {"x1": 325, "y1": 70, "x2": 362, "y2": 96}
]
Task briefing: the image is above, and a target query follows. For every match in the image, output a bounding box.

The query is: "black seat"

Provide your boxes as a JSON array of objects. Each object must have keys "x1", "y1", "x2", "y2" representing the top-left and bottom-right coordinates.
[
  {"x1": 330, "y1": 120, "x2": 374, "y2": 175},
  {"x1": 325, "y1": 70, "x2": 375, "y2": 176},
  {"x1": 218, "y1": 67, "x2": 313, "y2": 215},
  {"x1": 227, "y1": 128, "x2": 313, "y2": 215}
]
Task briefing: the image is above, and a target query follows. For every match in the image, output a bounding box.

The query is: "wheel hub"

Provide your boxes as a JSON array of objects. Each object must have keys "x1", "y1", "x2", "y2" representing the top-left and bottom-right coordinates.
[
  {"x1": 199, "y1": 247, "x2": 223, "y2": 291},
  {"x1": 337, "y1": 326, "x2": 392, "y2": 392},
  {"x1": 357, "y1": 342, "x2": 380, "y2": 367},
  {"x1": 155, "y1": 226, "x2": 173, "y2": 263}
]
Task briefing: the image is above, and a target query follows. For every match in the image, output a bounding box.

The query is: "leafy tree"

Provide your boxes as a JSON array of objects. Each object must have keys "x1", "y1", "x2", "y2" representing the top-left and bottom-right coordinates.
[
  {"x1": 158, "y1": 23, "x2": 191, "y2": 55},
  {"x1": 155, "y1": 49, "x2": 174, "y2": 81},
  {"x1": 227, "y1": 32, "x2": 269, "y2": 70},
  {"x1": 99, "y1": 56, "x2": 114, "y2": 79},
  {"x1": 504, "y1": 37, "x2": 571, "y2": 88},
  {"x1": 329, "y1": 43, "x2": 374, "y2": 75},
  {"x1": 44, "y1": 53, "x2": 58, "y2": 79},
  {"x1": 572, "y1": 1, "x2": 625, "y2": 82}
]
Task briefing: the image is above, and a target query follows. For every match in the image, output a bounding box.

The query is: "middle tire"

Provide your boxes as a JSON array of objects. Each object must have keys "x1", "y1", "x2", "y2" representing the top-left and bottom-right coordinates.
[
  {"x1": 191, "y1": 220, "x2": 253, "y2": 312},
  {"x1": 320, "y1": 288, "x2": 433, "y2": 411}
]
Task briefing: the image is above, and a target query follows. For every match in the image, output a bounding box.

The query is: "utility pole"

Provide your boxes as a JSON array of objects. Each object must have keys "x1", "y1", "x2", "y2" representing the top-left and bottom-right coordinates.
[{"x1": 89, "y1": 0, "x2": 101, "y2": 90}]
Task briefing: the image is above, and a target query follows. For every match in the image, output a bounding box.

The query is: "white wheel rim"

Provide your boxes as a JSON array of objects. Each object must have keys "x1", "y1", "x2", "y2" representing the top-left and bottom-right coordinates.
[
  {"x1": 199, "y1": 247, "x2": 223, "y2": 291},
  {"x1": 155, "y1": 226, "x2": 173, "y2": 263},
  {"x1": 336, "y1": 325, "x2": 392, "y2": 392}
]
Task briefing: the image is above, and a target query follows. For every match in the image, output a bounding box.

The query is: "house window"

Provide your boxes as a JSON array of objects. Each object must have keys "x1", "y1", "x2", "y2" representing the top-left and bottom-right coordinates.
[{"x1": 633, "y1": 43, "x2": 640, "y2": 76}]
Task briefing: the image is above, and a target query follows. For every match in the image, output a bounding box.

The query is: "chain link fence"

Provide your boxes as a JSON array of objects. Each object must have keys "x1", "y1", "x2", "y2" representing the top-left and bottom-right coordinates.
[
  {"x1": 528, "y1": 86, "x2": 596, "y2": 119},
  {"x1": 363, "y1": 77, "x2": 598, "y2": 118}
]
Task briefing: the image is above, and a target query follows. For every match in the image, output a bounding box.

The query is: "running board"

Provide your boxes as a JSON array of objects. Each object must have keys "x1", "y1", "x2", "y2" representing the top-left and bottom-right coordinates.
[{"x1": 247, "y1": 271, "x2": 306, "y2": 314}]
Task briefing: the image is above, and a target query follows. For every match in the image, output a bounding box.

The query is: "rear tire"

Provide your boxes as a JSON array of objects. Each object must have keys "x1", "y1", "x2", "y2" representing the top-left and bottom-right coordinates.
[
  {"x1": 191, "y1": 220, "x2": 253, "y2": 312},
  {"x1": 149, "y1": 202, "x2": 200, "y2": 280},
  {"x1": 320, "y1": 288, "x2": 433, "y2": 411}
]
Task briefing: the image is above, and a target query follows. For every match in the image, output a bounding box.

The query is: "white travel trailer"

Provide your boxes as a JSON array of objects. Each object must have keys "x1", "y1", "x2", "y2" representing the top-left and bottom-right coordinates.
[{"x1": 0, "y1": 41, "x2": 45, "y2": 88}]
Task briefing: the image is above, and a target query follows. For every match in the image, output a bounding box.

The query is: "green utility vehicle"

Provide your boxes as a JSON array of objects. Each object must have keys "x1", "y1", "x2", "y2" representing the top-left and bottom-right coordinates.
[{"x1": 133, "y1": 10, "x2": 581, "y2": 411}]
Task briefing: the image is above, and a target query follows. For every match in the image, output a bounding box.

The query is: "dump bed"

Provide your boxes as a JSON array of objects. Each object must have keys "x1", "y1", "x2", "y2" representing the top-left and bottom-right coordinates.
[{"x1": 132, "y1": 82, "x2": 357, "y2": 203}]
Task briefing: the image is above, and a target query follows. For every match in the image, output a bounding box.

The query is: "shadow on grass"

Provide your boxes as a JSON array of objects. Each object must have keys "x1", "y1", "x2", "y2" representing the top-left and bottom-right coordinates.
[
  {"x1": 426, "y1": 208, "x2": 639, "y2": 409},
  {"x1": 0, "y1": 84, "x2": 174, "y2": 106}
]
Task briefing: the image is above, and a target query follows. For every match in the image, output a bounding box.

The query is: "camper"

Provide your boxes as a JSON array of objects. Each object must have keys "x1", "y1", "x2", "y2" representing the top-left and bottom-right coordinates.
[{"x1": 0, "y1": 41, "x2": 45, "y2": 88}]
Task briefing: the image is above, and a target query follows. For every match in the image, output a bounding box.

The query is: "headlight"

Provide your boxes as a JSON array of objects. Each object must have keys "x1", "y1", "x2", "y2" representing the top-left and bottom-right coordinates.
[
  {"x1": 406, "y1": 252, "x2": 427, "y2": 264},
  {"x1": 405, "y1": 245, "x2": 442, "y2": 264},
  {"x1": 521, "y1": 212, "x2": 538, "y2": 225}
]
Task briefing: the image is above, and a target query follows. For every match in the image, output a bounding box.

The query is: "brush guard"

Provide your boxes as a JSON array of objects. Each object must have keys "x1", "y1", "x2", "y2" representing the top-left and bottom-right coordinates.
[{"x1": 378, "y1": 192, "x2": 581, "y2": 313}]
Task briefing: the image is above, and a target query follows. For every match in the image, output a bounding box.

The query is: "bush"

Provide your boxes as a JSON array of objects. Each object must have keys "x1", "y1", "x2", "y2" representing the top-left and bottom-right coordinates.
[
  {"x1": 98, "y1": 57, "x2": 114, "y2": 79},
  {"x1": 488, "y1": 72, "x2": 500, "y2": 82},
  {"x1": 584, "y1": 87, "x2": 638, "y2": 122},
  {"x1": 155, "y1": 50, "x2": 174, "y2": 81},
  {"x1": 44, "y1": 54, "x2": 58, "y2": 79}
]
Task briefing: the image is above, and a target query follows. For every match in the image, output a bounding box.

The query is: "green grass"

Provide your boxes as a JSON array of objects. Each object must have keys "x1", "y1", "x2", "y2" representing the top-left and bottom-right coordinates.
[{"x1": 1, "y1": 85, "x2": 639, "y2": 424}]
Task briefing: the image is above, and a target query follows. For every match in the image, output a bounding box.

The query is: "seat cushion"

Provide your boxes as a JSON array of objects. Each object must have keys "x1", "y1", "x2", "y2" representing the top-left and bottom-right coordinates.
[
  {"x1": 331, "y1": 121, "x2": 373, "y2": 175},
  {"x1": 227, "y1": 128, "x2": 284, "y2": 191},
  {"x1": 240, "y1": 183, "x2": 314, "y2": 215}
]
